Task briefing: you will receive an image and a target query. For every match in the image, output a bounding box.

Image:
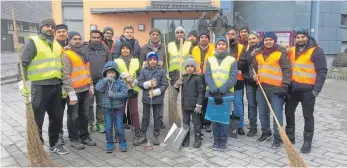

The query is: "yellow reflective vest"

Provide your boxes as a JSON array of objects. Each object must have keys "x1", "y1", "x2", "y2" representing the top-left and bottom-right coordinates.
[
  {"x1": 207, "y1": 56, "x2": 236, "y2": 93},
  {"x1": 27, "y1": 36, "x2": 62, "y2": 81},
  {"x1": 168, "y1": 41, "x2": 191, "y2": 72},
  {"x1": 114, "y1": 58, "x2": 140, "y2": 92}
]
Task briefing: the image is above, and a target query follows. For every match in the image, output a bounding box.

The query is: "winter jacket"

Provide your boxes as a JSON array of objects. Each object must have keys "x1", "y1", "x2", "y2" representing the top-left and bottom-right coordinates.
[
  {"x1": 250, "y1": 46, "x2": 291, "y2": 93},
  {"x1": 140, "y1": 40, "x2": 167, "y2": 70},
  {"x1": 82, "y1": 41, "x2": 112, "y2": 84},
  {"x1": 137, "y1": 63, "x2": 169, "y2": 104},
  {"x1": 205, "y1": 53, "x2": 238, "y2": 97},
  {"x1": 243, "y1": 44, "x2": 259, "y2": 87},
  {"x1": 112, "y1": 36, "x2": 140, "y2": 59},
  {"x1": 95, "y1": 61, "x2": 128, "y2": 109},
  {"x1": 102, "y1": 39, "x2": 114, "y2": 52},
  {"x1": 289, "y1": 37, "x2": 327, "y2": 93},
  {"x1": 229, "y1": 41, "x2": 247, "y2": 90},
  {"x1": 176, "y1": 71, "x2": 205, "y2": 111}
]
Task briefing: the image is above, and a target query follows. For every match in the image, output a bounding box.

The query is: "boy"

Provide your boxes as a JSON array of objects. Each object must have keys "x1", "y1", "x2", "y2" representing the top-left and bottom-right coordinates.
[
  {"x1": 95, "y1": 61, "x2": 129, "y2": 153},
  {"x1": 134, "y1": 52, "x2": 168, "y2": 146},
  {"x1": 174, "y1": 56, "x2": 205, "y2": 148}
]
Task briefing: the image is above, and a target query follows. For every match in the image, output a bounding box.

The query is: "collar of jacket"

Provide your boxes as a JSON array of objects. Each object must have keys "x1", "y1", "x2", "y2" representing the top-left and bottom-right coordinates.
[
  {"x1": 147, "y1": 40, "x2": 162, "y2": 48},
  {"x1": 120, "y1": 35, "x2": 138, "y2": 44},
  {"x1": 88, "y1": 41, "x2": 103, "y2": 50},
  {"x1": 143, "y1": 61, "x2": 163, "y2": 69}
]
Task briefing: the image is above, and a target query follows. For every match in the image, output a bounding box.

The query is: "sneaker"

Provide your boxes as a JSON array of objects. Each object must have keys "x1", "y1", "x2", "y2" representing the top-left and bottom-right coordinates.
[
  {"x1": 205, "y1": 125, "x2": 212, "y2": 132},
  {"x1": 98, "y1": 124, "x2": 105, "y2": 133},
  {"x1": 219, "y1": 139, "x2": 227, "y2": 152},
  {"x1": 120, "y1": 142, "x2": 128, "y2": 152},
  {"x1": 88, "y1": 124, "x2": 95, "y2": 132},
  {"x1": 58, "y1": 133, "x2": 64, "y2": 144},
  {"x1": 133, "y1": 135, "x2": 147, "y2": 146},
  {"x1": 70, "y1": 140, "x2": 85, "y2": 150},
  {"x1": 212, "y1": 139, "x2": 219, "y2": 151},
  {"x1": 106, "y1": 143, "x2": 113, "y2": 153},
  {"x1": 49, "y1": 144, "x2": 69, "y2": 155},
  {"x1": 257, "y1": 134, "x2": 273, "y2": 143},
  {"x1": 124, "y1": 124, "x2": 131, "y2": 129},
  {"x1": 238, "y1": 128, "x2": 245, "y2": 135},
  {"x1": 272, "y1": 138, "x2": 281, "y2": 149},
  {"x1": 153, "y1": 137, "x2": 160, "y2": 146},
  {"x1": 247, "y1": 128, "x2": 257, "y2": 137},
  {"x1": 82, "y1": 137, "x2": 97, "y2": 146}
]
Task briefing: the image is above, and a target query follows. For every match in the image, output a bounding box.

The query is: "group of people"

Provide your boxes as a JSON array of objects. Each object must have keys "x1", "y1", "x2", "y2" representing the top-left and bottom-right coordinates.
[{"x1": 18, "y1": 16, "x2": 327, "y2": 155}]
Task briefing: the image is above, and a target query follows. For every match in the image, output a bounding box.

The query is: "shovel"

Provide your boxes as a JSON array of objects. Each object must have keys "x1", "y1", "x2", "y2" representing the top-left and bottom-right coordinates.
[
  {"x1": 163, "y1": 38, "x2": 189, "y2": 150},
  {"x1": 228, "y1": 103, "x2": 240, "y2": 138}
]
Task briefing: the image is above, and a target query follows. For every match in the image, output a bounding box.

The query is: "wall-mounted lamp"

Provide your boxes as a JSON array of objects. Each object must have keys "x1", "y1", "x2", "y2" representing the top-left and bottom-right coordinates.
[
  {"x1": 138, "y1": 24, "x2": 145, "y2": 31},
  {"x1": 90, "y1": 24, "x2": 97, "y2": 31}
]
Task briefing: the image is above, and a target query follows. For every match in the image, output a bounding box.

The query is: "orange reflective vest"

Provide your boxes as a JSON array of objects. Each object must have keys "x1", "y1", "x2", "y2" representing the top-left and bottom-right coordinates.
[
  {"x1": 235, "y1": 44, "x2": 244, "y2": 80},
  {"x1": 191, "y1": 44, "x2": 215, "y2": 73},
  {"x1": 64, "y1": 50, "x2": 92, "y2": 89},
  {"x1": 288, "y1": 47, "x2": 317, "y2": 85},
  {"x1": 255, "y1": 51, "x2": 283, "y2": 87}
]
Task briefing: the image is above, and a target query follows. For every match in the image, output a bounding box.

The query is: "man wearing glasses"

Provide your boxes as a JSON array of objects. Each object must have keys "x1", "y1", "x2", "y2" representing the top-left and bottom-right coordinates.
[
  {"x1": 102, "y1": 27, "x2": 115, "y2": 52},
  {"x1": 18, "y1": 18, "x2": 69, "y2": 155}
]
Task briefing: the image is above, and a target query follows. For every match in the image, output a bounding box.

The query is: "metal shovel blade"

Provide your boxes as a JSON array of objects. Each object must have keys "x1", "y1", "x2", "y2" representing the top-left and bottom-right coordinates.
[
  {"x1": 164, "y1": 123, "x2": 180, "y2": 144},
  {"x1": 228, "y1": 114, "x2": 240, "y2": 139},
  {"x1": 170, "y1": 123, "x2": 190, "y2": 150}
]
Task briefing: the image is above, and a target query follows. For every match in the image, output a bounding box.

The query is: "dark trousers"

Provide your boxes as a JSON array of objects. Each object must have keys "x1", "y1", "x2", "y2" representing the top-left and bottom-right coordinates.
[
  {"x1": 183, "y1": 110, "x2": 202, "y2": 141},
  {"x1": 122, "y1": 96, "x2": 140, "y2": 129},
  {"x1": 141, "y1": 103, "x2": 162, "y2": 137},
  {"x1": 67, "y1": 91, "x2": 90, "y2": 141},
  {"x1": 31, "y1": 84, "x2": 63, "y2": 147},
  {"x1": 201, "y1": 98, "x2": 211, "y2": 126},
  {"x1": 246, "y1": 84, "x2": 258, "y2": 128},
  {"x1": 211, "y1": 122, "x2": 228, "y2": 141},
  {"x1": 88, "y1": 88, "x2": 103, "y2": 125},
  {"x1": 104, "y1": 108, "x2": 126, "y2": 144},
  {"x1": 285, "y1": 90, "x2": 315, "y2": 133}
]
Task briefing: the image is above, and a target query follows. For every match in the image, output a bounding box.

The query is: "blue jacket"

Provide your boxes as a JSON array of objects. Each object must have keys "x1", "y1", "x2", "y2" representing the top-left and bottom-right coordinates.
[
  {"x1": 112, "y1": 36, "x2": 140, "y2": 59},
  {"x1": 205, "y1": 54, "x2": 238, "y2": 97},
  {"x1": 95, "y1": 61, "x2": 128, "y2": 109}
]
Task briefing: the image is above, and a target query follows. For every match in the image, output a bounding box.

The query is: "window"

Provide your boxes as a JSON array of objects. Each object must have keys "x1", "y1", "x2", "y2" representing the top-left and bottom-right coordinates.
[
  {"x1": 63, "y1": 6, "x2": 84, "y2": 38},
  {"x1": 66, "y1": 20, "x2": 84, "y2": 39},
  {"x1": 23, "y1": 22, "x2": 29, "y2": 31},
  {"x1": 18, "y1": 37, "x2": 25, "y2": 44},
  {"x1": 341, "y1": 14, "x2": 347, "y2": 26},
  {"x1": 8, "y1": 21, "x2": 14, "y2": 31}
]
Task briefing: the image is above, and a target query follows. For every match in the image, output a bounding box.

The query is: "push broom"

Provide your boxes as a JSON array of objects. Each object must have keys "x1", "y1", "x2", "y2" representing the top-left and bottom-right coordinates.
[
  {"x1": 12, "y1": 9, "x2": 58, "y2": 167},
  {"x1": 252, "y1": 69, "x2": 307, "y2": 167}
]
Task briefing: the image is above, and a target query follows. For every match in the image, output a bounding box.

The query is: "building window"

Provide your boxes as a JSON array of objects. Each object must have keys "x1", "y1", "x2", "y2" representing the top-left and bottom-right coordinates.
[
  {"x1": 341, "y1": 14, "x2": 347, "y2": 26},
  {"x1": 23, "y1": 22, "x2": 29, "y2": 31},
  {"x1": 18, "y1": 37, "x2": 25, "y2": 44},
  {"x1": 8, "y1": 21, "x2": 14, "y2": 31},
  {"x1": 63, "y1": 6, "x2": 84, "y2": 38}
]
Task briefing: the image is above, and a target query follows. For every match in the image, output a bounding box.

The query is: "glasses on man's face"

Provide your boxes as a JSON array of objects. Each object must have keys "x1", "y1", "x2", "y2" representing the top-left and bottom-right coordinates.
[
  {"x1": 176, "y1": 31, "x2": 184, "y2": 34},
  {"x1": 44, "y1": 25, "x2": 55, "y2": 29}
]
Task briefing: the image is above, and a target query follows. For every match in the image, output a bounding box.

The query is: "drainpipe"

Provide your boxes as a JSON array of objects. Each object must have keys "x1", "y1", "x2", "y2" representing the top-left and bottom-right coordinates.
[{"x1": 310, "y1": 1, "x2": 320, "y2": 41}]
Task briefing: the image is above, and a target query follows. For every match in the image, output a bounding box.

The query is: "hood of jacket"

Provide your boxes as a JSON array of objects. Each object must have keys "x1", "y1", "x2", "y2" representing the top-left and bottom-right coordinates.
[
  {"x1": 102, "y1": 61, "x2": 120, "y2": 79},
  {"x1": 182, "y1": 70, "x2": 202, "y2": 76}
]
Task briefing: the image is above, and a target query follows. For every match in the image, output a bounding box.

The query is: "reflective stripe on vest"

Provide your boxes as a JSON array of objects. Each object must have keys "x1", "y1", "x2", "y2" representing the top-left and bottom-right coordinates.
[
  {"x1": 64, "y1": 50, "x2": 91, "y2": 89},
  {"x1": 168, "y1": 41, "x2": 192, "y2": 72},
  {"x1": 288, "y1": 47, "x2": 317, "y2": 85},
  {"x1": 114, "y1": 58, "x2": 140, "y2": 92},
  {"x1": 27, "y1": 36, "x2": 62, "y2": 81},
  {"x1": 206, "y1": 56, "x2": 236, "y2": 93},
  {"x1": 236, "y1": 44, "x2": 244, "y2": 80},
  {"x1": 256, "y1": 51, "x2": 283, "y2": 87}
]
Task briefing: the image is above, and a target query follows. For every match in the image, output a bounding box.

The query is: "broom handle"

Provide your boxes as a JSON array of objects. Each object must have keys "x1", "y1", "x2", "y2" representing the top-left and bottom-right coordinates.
[
  {"x1": 12, "y1": 9, "x2": 29, "y2": 103},
  {"x1": 227, "y1": 36, "x2": 230, "y2": 53},
  {"x1": 178, "y1": 38, "x2": 183, "y2": 121},
  {"x1": 252, "y1": 69, "x2": 282, "y2": 128},
  {"x1": 163, "y1": 30, "x2": 171, "y2": 87}
]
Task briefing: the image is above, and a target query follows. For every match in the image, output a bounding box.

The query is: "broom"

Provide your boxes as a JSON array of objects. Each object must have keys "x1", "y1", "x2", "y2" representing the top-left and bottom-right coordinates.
[
  {"x1": 163, "y1": 30, "x2": 177, "y2": 126},
  {"x1": 252, "y1": 69, "x2": 307, "y2": 167},
  {"x1": 12, "y1": 9, "x2": 58, "y2": 167}
]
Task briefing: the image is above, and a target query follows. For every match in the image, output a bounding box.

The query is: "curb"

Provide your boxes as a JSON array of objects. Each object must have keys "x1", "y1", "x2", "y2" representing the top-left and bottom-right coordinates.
[{"x1": 326, "y1": 75, "x2": 347, "y2": 81}]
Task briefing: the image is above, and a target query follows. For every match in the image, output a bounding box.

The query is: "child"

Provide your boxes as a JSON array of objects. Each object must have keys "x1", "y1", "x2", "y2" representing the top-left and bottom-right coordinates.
[
  {"x1": 95, "y1": 61, "x2": 129, "y2": 153},
  {"x1": 174, "y1": 56, "x2": 205, "y2": 148},
  {"x1": 134, "y1": 52, "x2": 168, "y2": 146}
]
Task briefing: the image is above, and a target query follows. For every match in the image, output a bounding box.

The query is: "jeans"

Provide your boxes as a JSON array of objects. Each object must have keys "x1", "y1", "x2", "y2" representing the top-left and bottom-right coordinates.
[
  {"x1": 141, "y1": 103, "x2": 162, "y2": 137},
  {"x1": 122, "y1": 96, "x2": 140, "y2": 129},
  {"x1": 104, "y1": 108, "x2": 126, "y2": 143},
  {"x1": 88, "y1": 88, "x2": 103, "y2": 125},
  {"x1": 285, "y1": 90, "x2": 316, "y2": 133},
  {"x1": 211, "y1": 121, "x2": 228, "y2": 140},
  {"x1": 256, "y1": 88, "x2": 284, "y2": 137},
  {"x1": 246, "y1": 84, "x2": 258, "y2": 128},
  {"x1": 183, "y1": 110, "x2": 202, "y2": 141},
  {"x1": 67, "y1": 91, "x2": 90, "y2": 141},
  {"x1": 234, "y1": 89, "x2": 244, "y2": 128},
  {"x1": 31, "y1": 84, "x2": 64, "y2": 147}
]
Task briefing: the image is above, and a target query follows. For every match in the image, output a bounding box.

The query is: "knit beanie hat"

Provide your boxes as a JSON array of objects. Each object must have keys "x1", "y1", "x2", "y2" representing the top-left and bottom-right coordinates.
[
  {"x1": 103, "y1": 26, "x2": 114, "y2": 34},
  {"x1": 249, "y1": 31, "x2": 260, "y2": 38},
  {"x1": 294, "y1": 27, "x2": 309, "y2": 37},
  {"x1": 56, "y1": 24, "x2": 68, "y2": 31},
  {"x1": 263, "y1": 32, "x2": 277, "y2": 43},
  {"x1": 146, "y1": 51, "x2": 158, "y2": 61},
  {"x1": 39, "y1": 18, "x2": 56, "y2": 29},
  {"x1": 188, "y1": 30, "x2": 198, "y2": 38},
  {"x1": 215, "y1": 36, "x2": 228, "y2": 45},
  {"x1": 68, "y1": 31, "x2": 81, "y2": 42},
  {"x1": 149, "y1": 28, "x2": 161, "y2": 35},
  {"x1": 175, "y1": 26, "x2": 186, "y2": 34},
  {"x1": 199, "y1": 31, "x2": 210, "y2": 41},
  {"x1": 119, "y1": 41, "x2": 132, "y2": 52},
  {"x1": 184, "y1": 56, "x2": 197, "y2": 68}
]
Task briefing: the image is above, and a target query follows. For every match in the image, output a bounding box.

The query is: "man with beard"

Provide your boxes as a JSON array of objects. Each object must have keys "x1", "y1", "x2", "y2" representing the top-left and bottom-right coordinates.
[
  {"x1": 285, "y1": 28, "x2": 327, "y2": 153},
  {"x1": 84, "y1": 30, "x2": 113, "y2": 133},
  {"x1": 102, "y1": 26, "x2": 115, "y2": 52},
  {"x1": 188, "y1": 30, "x2": 199, "y2": 54},
  {"x1": 18, "y1": 18, "x2": 69, "y2": 154},
  {"x1": 112, "y1": 25, "x2": 140, "y2": 59},
  {"x1": 243, "y1": 31, "x2": 261, "y2": 137},
  {"x1": 225, "y1": 26, "x2": 247, "y2": 135},
  {"x1": 62, "y1": 31, "x2": 97, "y2": 150},
  {"x1": 238, "y1": 25, "x2": 249, "y2": 49}
]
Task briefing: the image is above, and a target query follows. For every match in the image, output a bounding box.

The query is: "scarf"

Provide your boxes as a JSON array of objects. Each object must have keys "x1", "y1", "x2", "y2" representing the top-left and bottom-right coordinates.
[
  {"x1": 104, "y1": 39, "x2": 114, "y2": 50},
  {"x1": 215, "y1": 50, "x2": 229, "y2": 60},
  {"x1": 149, "y1": 40, "x2": 160, "y2": 52},
  {"x1": 262, "y1": 46, "x2": 275, "y2": 57},
  {"x1": 68, "y1": 43, "x2": 88, "y2": 62},
  {"x1": 38, "y1": 33, "x2": 54, "y2": 45},
  {"x1": 88, "y1": 41, "x2": 102, "y2": 51},
  {"x1": 122, "y1": 35, "x2": 135, "y2": 51},
  {"x1": 57, "y1": 39, "x2": 68, "y2": 47}
]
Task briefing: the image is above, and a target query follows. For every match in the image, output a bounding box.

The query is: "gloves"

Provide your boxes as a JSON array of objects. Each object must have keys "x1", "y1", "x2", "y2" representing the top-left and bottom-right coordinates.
[
  {"x1": 62, "y1": 88, "x2": 68, "y2": 99},
  {"x1": 275, "y1": 85, "x2": 288, "y2": 96},
  {"x1": 108, "y1": 90, "x2": 116, "y2": 98},
  {"x1": 18, "y1": 80, "x2": 30, "y2": 97},
  {"x1": 174, "y1": 78, "x2": 183, "y2": 88},
  {"x1": 143, "y1": 79, "x2": 157, "y2": 89},
  {"x1": 194, "y1": 104, "x2": 203, "y2": 114},
  {"x1": 106, "y1": 76, "x2": 115, "y2": 83},
  {"x1": 68, "y1": 92, "x2": 78, "y2": 105},
  {"x1": 149, "y1": 88, "x2": 161, "y2": 98},
  {"x1": 312, "y1": 91, "x2": 319, "y2": 98},
  {"x1": 120, "y1": 72, "x2": 130, "y2": 79},
  {"x1": 212, "y1": 90, "x2": 223, "y2": 105}
]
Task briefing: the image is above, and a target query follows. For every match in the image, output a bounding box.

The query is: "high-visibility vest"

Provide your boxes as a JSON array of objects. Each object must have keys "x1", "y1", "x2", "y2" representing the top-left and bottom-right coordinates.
[
  {"x1": 235, "y1": 43, "x2": 244, "y2": 80},
  {"x1": 191, "y1": 44, "x2": 215, "y2": 73},
  {"x1": 27, "y1": 36, "x2": 62, "y2": 81},
  {"x1": 206, "y1": 56, "x2": 236, "y2": 93},
  {"x1": 255, "y1": 51, "x2": 283, "y2": 87},
  {"x1": 168, "y1": 41, "x2": 192, "y2": 72},
  {"x1": 64, "y1": 50, "x2": 92, "y2": 89},
  {"x1": 114, "y1": 58, "x2": 140, "y2": 92},
  {"x1": 288, "y1": 47, "x2": 317, "y2": 85}
]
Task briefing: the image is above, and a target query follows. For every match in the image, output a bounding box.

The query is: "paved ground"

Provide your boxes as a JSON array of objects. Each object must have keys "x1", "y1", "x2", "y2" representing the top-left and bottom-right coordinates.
[
  {"x1": 1, "y1": 79, "x2": 347, "y2": 167},
  {"x1": 1, "y1": 53, "x2": 19, "y2": 79}
]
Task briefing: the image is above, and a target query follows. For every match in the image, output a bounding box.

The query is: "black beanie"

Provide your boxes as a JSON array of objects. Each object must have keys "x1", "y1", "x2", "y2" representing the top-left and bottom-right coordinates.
[
  {"x1": 119, "y1": 42, "x2": 132, "y2": 53},
  {"x1": 199, "y1": 31, "x2": 210, "y2": 41},
  {"x1": 56, "y1": 24, "x2": 68, "y2": 31},
  {"x1": 188, "y1": 30, "x2": 198, "y2": 38}
]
